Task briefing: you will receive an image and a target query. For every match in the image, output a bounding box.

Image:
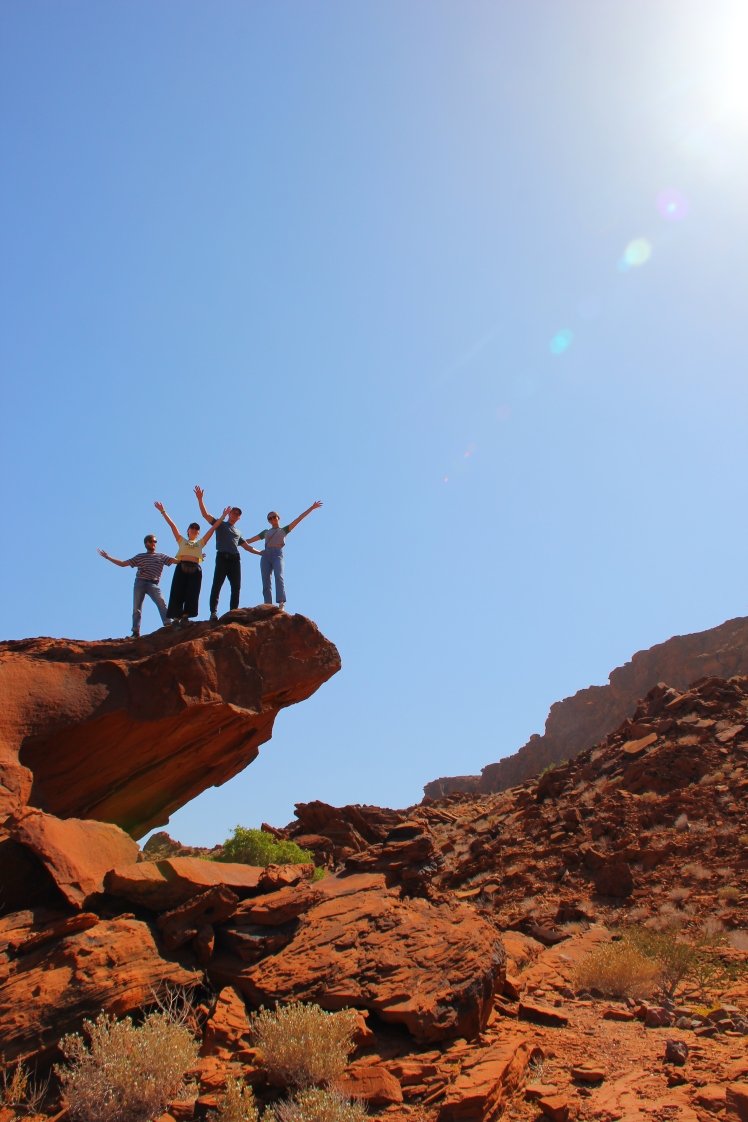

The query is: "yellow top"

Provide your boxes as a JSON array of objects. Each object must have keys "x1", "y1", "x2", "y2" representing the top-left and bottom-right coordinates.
[{"x1": 176, "y1": 535, "x2": 207, "y2": 563}]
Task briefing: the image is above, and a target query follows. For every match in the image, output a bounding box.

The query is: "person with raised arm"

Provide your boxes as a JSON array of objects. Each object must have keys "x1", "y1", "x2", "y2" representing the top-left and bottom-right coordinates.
[
  {"x1": 244, "y1": 501, "x2": 323, "y2": 610},
  {"x1": 98, "y1": 533, "x2": 176, "y2": 637},
  {"x1": 193, "y1": 486, "x2": 263, "y2": 622},
  {"x1": 154, "y1": 500, "x2": 231, "y2": 627}
]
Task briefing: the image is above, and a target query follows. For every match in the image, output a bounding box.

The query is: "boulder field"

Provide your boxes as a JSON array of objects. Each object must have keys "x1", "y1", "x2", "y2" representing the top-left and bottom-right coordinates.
[{"x1": 4, "y1": 610, "x2": 748, "y2": 1122}]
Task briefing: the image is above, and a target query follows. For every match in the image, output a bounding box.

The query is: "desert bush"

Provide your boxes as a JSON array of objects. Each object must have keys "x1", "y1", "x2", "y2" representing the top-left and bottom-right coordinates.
[
  {"x1": 640, "y1": 791, "x2": 659, "y2": 804},
  {"x1": 270, "y1": 1088, "x2": 368, "y2": 1122},
  {"x1": 668, "y1": 887, "x2": 691, "y2": 907},
  {"x1": 700, "y1": 771, "x2": 725, "y2": 786},
  {"x1": 207, "y1": 1076, "x2": 258, "y2": 1122},
  {"x1": 572, "y1": 940, "x2": 660, "y2": 999},
  {"x1": 675, "y1": 813, "x2": 689, "y2": 831},
  {"x1": 2, "y1": 1062, "x2": 49, "y2": 1113},
  {"x1": 729, "y1": 930, "x2": 748, "y2": 951},
  {"x1": 251, "y1": 1003, "x2": 357, "y2": 1089},
  {"x1": 56, "y1": 1011, "x2": 199, "y2": 1122},
  {"x1": 739, "y1": 834, "x2": 748, "y2": 847},
  {"x1": 217, "y1": 827, "x2": 315, "y2": 868},
  {"x1": 718, "y1": 886, "x2": 741, "y2": 902}
]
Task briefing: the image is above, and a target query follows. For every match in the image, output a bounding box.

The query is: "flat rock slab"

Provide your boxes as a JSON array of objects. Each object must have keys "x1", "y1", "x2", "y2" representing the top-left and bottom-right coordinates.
[
  {"x1": 105, "y1": 856, "x2": 264, "y2": 910},
  {"x1": 518, "y1": 1000, "x2": 569, "y2": 1028},
  {"x1": 8, "y1": 808, "x2": 139, "y2": 909},
  {"x1": 438, "y1": 1033, "x2": 534, "y2": 1121},
  {"x1": 209, "y1": 873, "x2": 505, "y2": 1043},
  {"x1": 0, "y1": 916, "x2": 199, "y2": 1063},
  {"x1": 339, "y1": 1064, "x2": 404, "y2": 1105}
]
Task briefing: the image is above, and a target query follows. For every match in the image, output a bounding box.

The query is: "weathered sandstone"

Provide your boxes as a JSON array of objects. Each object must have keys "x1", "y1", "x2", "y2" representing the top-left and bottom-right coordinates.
[{"x1": 0, "y1": 606, "x2": 340, "y2": 837}]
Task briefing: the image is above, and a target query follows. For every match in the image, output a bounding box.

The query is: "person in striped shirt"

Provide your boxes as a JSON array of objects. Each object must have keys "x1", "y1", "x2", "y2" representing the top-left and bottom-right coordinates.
[{"x1": 99, "y1": 535, "x2": 176, "y2": 637}]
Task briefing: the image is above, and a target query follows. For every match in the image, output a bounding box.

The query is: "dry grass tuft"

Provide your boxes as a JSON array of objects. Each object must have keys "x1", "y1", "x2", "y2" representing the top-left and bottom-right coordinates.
[
  {"x1": 1, "y1": 1062, "x2": 49, "y2": 1114},
  {"x1": 718, "y1": 886, "x2": 741, "y2": 902},
  {"x1": 207, "y1": 1076, "x2": 259, "y2": 1122},
  {"x1": 251, "y1": 1003, "x2": 357, "y2": 1090},
  {"x1": 683, "y1": 863, "x2": 711, "y2": 881},
  {"x1": 729, "y1": 930, "x2": 748, "y2": 951},
  {"x1": 675, "y1": 814, "x2": 689, "y2": 831},
  {"x1": 640, "y1": 791, "x2": 659, "y2": 804},
  {"x1": 573, "y1": 941, "x2": 660, "y2": 999},
  {"x1": 700, "y1": 771, "x2": 725, "y2": 786},
  {"x1": 270, "y1": 1088, "x2": 368, "y2": 1122},
  {"x1": 668, "y1": 887, "x2": 691, "y2": 907},
  {"x1": 56, "y1": 1011, "x2": 198, "y2": 1122}
]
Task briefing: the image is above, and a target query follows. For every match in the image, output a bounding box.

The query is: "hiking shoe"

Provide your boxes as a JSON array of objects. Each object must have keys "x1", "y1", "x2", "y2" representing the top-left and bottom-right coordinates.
[
  {"x1": 171, "y1": 619, "x2": 182, "y2": 629},
  {"x1": 210, "y1": 612, "x2": 219, "y2": 622},
  {"x1": 278, "y1": 602, "x2": 286, "y2": 611},
  {"x1": 132, "y1": 631, "x2": 140, "y2": 638}
]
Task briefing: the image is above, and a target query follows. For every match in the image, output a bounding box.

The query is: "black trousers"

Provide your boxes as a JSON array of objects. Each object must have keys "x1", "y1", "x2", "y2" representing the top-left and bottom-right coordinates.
[
  {"x1": 210, "y1": 552, "x2": 241, "y2": 613},
  {"x1": 167, "y1": 563, "x2": 203, "y2": 619}
]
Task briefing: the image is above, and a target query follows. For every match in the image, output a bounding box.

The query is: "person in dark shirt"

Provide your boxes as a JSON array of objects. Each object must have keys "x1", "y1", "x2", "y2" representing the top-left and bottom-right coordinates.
[
  {"x1": 194, "y1": 486, "x2": 262, "y2": 621},
  {"x1": 98, "y1": 534, "x2": 176, "y2": 637}
]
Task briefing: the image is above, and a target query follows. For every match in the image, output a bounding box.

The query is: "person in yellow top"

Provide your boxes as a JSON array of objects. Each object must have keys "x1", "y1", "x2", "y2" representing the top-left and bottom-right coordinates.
[{"x1": 154, "y1": 500, "x2": 230, "y2": 627}]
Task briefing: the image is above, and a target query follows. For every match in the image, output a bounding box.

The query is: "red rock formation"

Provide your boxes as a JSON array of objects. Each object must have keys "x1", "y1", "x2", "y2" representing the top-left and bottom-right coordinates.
[
  {"x1": 0, "y1": 606, "x2": 340, "y2": 838},
  {"x1": 425, "y1": 613, "x2": 748, "y2": 796}
]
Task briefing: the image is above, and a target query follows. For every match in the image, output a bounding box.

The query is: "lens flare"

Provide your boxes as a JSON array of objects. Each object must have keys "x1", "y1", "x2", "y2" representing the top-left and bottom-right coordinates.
[
  {"x1": 549, "y1": 329, "x2": 573, "y2": 355},
  {"x1": 657, "y1": 189, "x2": 690, "y2": 221},
  {"x1": 624, "y1": 239, "x2": 652, "y2": 266}
]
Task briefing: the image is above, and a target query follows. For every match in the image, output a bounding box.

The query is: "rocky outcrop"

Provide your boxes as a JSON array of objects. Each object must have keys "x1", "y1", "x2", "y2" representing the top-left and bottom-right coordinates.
[
  {"x1": 0, "y1": 606, "x2": 340, "y2": 838},
  {"x1": 426, "y1": 613, "x2": 748, "y2": 796}
]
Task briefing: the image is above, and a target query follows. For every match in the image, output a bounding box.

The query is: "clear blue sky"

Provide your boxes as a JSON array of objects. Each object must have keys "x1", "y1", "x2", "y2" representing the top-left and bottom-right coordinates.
[{"x1": 2, "y1": 2, "x2": 748, "y2": 844}]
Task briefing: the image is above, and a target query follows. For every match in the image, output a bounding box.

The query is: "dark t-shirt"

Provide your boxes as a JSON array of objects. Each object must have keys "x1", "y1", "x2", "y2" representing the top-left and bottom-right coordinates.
[{"x1": 213, "y1": 518, "x2": 246, "y2": 554}]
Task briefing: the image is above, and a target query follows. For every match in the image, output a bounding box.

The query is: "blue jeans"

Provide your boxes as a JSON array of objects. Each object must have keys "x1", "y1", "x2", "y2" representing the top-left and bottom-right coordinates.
[
  {"x1": 261, "y1": 547, "x2": 286, "y2": 604},
  {"x1": 133, "y1": 578, "x2": 169, "y2": 634}
]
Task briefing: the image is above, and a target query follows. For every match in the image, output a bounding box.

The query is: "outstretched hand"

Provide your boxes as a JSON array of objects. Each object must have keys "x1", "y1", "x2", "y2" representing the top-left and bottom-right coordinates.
[
  {"x1": 97, "y1": 549, "x2": 108, "y2": 559},
  {"x1": 311, "y1": 500, "x2": 323, "y2": 510},
  {"x1": 194, "y1": 485, "x2": 204, "y2": 502},
  {"x1": 154, "y1": 501, "x2": 165, "y2": 513},
  {"x1": 222, "y1": 505, "x2": 232, "y2": 518}
]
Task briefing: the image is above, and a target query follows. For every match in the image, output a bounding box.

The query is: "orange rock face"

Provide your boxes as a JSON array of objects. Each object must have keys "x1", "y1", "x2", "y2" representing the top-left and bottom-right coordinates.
[
  {"x1": 0, "y1": 607, "x2": 340, "y2": 837},
  {"x1": 0, "y1": 915, "x2": 199, "y2": 1063},
  {"x1": 209, "y1": 872, "x2": 506, "y2": 1043}
]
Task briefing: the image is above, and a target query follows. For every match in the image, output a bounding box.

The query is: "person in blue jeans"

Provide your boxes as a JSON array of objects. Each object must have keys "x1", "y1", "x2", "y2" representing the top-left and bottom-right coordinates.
[
  {"x1": 98, "y1": 534, "x2": 176, "y2": 636},
  {"x1": 244, "y1": 501, "x2": 323, "y2": 609}
]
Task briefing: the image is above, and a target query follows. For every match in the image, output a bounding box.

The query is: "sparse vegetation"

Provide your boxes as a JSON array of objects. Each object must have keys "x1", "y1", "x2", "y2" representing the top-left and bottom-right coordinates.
[
  {"x1": 640, "y1": 791, "x2": 659, "y2": 804},
  {"x1": 55, "y1": 1010, "x2": 199, "y2": 1122},
  {"x1": 572, "y1": 939, "x2": 660, "y2": 999},
  {"x1": 270, "y1": 1089, "x2": 368, "y2": 1122},
  {"x1": 729, "y1": 930, "x2": 748, "y2": 951},
  {"x1": 718, "y1": 885, "x2": 741, "y2": 902},
  {"x1": 207, "y1": 1076, "x2": 259, "y2": 1122},
  {"x1": 682, "y1": 862, "x2": 711, "y2": 881},
  {"x1": 1, "y1": 1061, "x2": 49, "y2": 1115},
  {"x1": 251, "y1": 1003, "x2": 357, "y2": 1089},
  {"x1": 217, "y1": 827, "x2": 315, "y2": 868},
  {"x1": 675, "y1": 813, "x2": 689, "y2": 831},
  {"x1": 667, "y1": 887, "x2": 691, "y2": 907}
]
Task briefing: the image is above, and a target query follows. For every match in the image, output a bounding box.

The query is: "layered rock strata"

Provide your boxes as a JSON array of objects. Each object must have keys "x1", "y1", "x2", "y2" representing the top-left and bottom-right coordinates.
[{"x1": 0, "y1": 606, "x2": 340, "y2": 837}]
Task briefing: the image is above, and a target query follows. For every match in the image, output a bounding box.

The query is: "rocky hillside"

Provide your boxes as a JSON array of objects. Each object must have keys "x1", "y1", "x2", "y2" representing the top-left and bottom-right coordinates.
[
  {"x1": 6, "y1": 642, "x2": 748, "y2": 1120},
  {"x1": 426, "y1": 614, "x2": 748, "y2": 798}
]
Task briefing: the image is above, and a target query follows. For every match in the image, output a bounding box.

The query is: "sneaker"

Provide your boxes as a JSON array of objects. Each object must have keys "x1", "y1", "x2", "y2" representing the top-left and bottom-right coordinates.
[
  {"x1": 132, "y1": 631, "x2": 140, "y2": 638},
  {"x1": 171, "y1": 619, "x2": 182, "y2": 629},
  {"x1": 278, "y1": 602, "x2": 286, "y2": 612},
  {"x1": 210, "y1": 612, "x2": 219, "y2": 622}
]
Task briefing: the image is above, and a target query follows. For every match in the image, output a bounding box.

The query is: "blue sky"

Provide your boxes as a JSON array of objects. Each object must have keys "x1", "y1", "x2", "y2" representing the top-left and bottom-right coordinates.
[{"x1": 2, "y1": 2, "x2": 748, "y2": 844}]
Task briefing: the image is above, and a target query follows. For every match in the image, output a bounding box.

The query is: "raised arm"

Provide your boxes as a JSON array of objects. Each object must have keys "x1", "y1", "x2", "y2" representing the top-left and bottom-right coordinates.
[
  {"x1": 98, "y1": 549, "x2": 129, "y2": 568},
  {"x1": 154, "y1": 501, "x2": 181, "y2": 544},
  {"x1": 287, "y1": 500, "x2": 323, "y2": 533},
  {"x1": 202, "y1": 506, "x2": 232, "y2": 546},
  {"x1": 193, "y1": 485, "x2": 216, "y2": 525}
]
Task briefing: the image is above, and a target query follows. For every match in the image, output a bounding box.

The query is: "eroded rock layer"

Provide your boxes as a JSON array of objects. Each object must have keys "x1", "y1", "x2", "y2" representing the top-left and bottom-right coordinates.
[
  {"x1": 426, "y1": 613, "x2": 748, "y2": 797},
  {"x1": 0, "y1": 606, "x2": 340, "y2": 837}
]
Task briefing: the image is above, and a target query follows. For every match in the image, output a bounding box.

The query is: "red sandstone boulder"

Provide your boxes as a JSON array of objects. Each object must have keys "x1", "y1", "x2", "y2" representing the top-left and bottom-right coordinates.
[
  {"x1": 200, "y1": 986, "x2": 252, "y2": 1060},
  {"x1": 105, "y1": 856, "x2": 264, "y2": 910},
  {"x1": 438, "y1": 1034, "x2": 535, "y2": 1121},
  {"x1": 338, "y1": 1065, "x2": 403, "y2": 1106},
  {"x1": 0, "y1": 608, "x2": 340, "y2": 837},
  {"x1": 0, "y1": 916, "x2": 199, "y2": 1063},
  {"x1": 209, "y1": 873, "x2": 506, "y2": 1043},
  {"x1": 594, "y1": 863, "x2": 634, "y2": 898},
  {"x1": 7, "y1": 808, "x2": 139, "y2": 909}
]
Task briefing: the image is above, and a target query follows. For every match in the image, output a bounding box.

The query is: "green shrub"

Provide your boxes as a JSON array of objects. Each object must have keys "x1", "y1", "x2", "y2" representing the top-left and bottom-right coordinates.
[
  {"x1": 251, "y1": 1003, "x2": 357, "y2": 1089},
  {"x1": 217, "y1": 827, "x2": 315, "y2": 868},
  {"x1": 573, "y1": 940, "x2": 660, "y2": 999},
  {"x1": 55, "y1": 1011, "x2": 198, "y2": 1122}
]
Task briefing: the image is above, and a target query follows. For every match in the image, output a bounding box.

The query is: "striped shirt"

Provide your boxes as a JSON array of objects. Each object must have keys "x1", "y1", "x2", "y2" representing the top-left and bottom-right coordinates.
[
  {"x1": 127, "y1": 552, "x2": 176, "y2": 583},
  {"x1": 257, "y1": 525, "x2": 291, "y2": 548}
]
